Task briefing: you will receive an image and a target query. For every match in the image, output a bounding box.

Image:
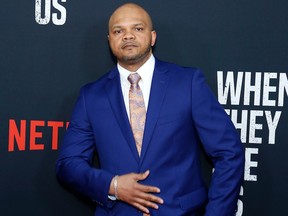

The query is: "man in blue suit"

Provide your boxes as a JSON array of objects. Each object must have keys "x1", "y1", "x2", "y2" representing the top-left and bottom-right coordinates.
[{"x1": 56, "y1": 3, "x2": 244, "y2": 216}]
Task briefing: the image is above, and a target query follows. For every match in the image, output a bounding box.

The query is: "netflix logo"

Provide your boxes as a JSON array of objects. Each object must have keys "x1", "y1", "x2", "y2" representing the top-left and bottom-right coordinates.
[{"x1": 7, "y1": 119, "x2": 69, "y2": 152}]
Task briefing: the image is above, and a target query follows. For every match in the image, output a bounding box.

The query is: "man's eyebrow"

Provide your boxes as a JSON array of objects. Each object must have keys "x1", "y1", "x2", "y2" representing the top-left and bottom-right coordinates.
[
  {"x1": 111, "y1": 25, "x2": 122, "y2": 29},
  {"x1": 111, "y1": 23, "x2": 145, "y2": 29},
  {"x1": 134, "y1": 23, "x2": 145, "y2": 26}
]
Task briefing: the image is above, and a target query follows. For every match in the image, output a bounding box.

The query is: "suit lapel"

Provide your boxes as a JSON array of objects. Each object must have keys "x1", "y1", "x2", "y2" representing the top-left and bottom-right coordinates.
[
  {"x1": 140, "y1": 60, "x2": 170, "y2": 165},
  {"x1": 105, "y1": 68, "x2": 140, "y2": 163}
]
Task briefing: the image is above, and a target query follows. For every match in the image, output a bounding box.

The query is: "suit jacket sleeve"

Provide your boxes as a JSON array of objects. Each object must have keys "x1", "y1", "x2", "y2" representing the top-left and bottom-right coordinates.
[
  {"x1": 56, "y1": 86, "x2": 114, "y2": 208},
  {"x1": 191, "y1": 69, "x2": 244, "y2": 216}
]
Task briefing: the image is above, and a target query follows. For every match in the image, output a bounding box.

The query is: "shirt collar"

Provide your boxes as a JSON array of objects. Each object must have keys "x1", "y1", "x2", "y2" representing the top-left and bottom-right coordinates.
[{"x1": 118, "y1": 54, "x2": 155, "y2": 85}]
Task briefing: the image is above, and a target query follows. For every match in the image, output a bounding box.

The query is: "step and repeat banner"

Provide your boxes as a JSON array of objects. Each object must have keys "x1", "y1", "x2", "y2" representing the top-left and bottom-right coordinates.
[{"x1": 1, "y1": 1, "x2": 287, "y2": 215}]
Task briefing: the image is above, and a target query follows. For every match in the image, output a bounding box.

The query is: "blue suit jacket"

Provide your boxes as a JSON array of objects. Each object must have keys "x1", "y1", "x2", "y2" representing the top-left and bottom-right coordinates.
[{"x1": 56, "y1": 59, "x2": 244, "y2": 216}]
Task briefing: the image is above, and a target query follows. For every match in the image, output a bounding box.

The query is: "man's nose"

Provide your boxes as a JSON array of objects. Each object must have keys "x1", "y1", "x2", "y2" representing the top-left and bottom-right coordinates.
[{"x1": 123, "y1": 31, "x2": 135, "y2": 40}]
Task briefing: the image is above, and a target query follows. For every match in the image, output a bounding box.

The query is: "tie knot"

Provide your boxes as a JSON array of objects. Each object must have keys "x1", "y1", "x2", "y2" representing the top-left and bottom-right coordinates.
[{"x1": 128, "y1": 73, "x2": 141, "y2": 85}]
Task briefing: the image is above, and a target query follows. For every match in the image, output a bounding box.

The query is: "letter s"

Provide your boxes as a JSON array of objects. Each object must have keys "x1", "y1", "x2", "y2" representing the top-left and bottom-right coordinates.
[
  {"x1": 52, "y1": 0, "x2": 67, "y2": 25},
  {"x1": 235, "y1": 186, "x2": 244, "y2": 216}
]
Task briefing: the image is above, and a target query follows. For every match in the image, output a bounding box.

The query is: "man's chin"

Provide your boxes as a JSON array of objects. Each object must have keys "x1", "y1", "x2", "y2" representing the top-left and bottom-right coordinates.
[
  {"x1": 121, "y1": 55, "x2": 140, "y2": 64},
  {"x1": 118, "y1": 49, "x2": 151, "y2": 65}
]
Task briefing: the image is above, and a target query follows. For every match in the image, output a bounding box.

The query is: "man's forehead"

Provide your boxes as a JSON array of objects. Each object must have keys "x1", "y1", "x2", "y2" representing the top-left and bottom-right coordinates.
[
  {"x1": 110, "y1": 12, "x2": 146, "y2": 23},
  {"x1": 110, "y1": 20, "x2": 146, "y2": 29},
  {"x1": 109, "y1": 17, "x2": 150, "y2": 30}
]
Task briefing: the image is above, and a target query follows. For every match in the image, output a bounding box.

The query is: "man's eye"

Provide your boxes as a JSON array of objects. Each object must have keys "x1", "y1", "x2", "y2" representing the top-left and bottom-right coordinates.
[
  {"x1": 114, "y1": 30, "x2": 122, "y2": 34},
  {"x1": 135, "y1": 27, "x2": 143, "y2": 31}
]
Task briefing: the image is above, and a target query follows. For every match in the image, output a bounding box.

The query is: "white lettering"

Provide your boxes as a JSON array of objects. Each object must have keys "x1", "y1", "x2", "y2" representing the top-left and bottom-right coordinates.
[
  {"x1": 278, "y1": 73, "x2": 288, "y2": 106},
  {"x1": 35, "y1": 0, "x2": 51, "y2": 25},
  {"x1": 236, "y1": 186, "x2": 244, "y2": 216},
  {"x1": 265, "y1": 111, "x2": 281, "y2": 144},
  {"x1": 52, "y1": 0, "x2": 67, "y2": 25},
  {"x1": 217, "y1": 71, "x2": 243, "y2": 105},
  {"x1": 244, "y1": 72, "x2": 261, "y2": 106},
  {"x1": 249, "y1": 110, "x2": 263, "y2": 144},
  {"x1": 35, "y1": 0, "x2": 67, "y2": 25},
  {"x1": 263, "y1": 73, "x2": 277, "y2": 106},
  {"x1": 227, "y1": 109, "x2": 281, "y2": 145},
  {"x1": 228, "y1": 109, "x2": 248, "y2": 143},
  {"x1": 217, "y1": 71, "x2": 288, "y2": 107},
  {"x1": 245, "y1": 148, "x2": 258, "y2": 181}
]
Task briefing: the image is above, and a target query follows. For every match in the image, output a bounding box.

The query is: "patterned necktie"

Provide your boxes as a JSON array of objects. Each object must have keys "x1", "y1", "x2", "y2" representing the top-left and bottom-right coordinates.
[{"x1": 128, "y1": 73, "x2": 146, "y2": 156}]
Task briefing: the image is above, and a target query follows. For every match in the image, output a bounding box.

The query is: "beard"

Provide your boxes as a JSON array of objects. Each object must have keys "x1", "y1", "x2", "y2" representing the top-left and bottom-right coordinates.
[{"x1": 117, "y1": 43, "x2": 152, "y2": 66}]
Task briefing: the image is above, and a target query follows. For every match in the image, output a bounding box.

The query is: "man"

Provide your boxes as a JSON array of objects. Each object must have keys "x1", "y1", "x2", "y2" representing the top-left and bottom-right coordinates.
[{"x1": 56, "y1": 3, "x2": 244, "y2": 216}]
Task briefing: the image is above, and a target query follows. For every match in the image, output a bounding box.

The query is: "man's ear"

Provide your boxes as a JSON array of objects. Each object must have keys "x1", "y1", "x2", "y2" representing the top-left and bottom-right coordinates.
[{"x1": 151, "y1": 30, "x2": 157, "y2": 47}]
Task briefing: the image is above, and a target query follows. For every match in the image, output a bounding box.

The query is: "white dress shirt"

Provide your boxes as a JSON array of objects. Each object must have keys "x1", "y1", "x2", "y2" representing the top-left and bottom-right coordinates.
[{"x1": 118, "y1": 54, "x2": 155, "y2": 118}]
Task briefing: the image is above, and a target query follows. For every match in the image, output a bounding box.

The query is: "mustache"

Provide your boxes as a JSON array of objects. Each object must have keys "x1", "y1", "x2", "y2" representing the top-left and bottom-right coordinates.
[{"x1": 121, "y1": 42, "x2": 138, "y2": 49}]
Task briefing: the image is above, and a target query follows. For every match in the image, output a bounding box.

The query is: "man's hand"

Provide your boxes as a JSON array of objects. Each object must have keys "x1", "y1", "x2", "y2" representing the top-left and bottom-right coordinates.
[{"x1": 110, "y1": 170, "x2": 164, "y2": 214}]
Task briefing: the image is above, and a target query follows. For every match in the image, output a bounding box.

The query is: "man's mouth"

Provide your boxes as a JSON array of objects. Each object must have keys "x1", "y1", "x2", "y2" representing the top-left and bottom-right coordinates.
[{"x1": 122, "y1": 43, "x2": 137, "y2": 49}]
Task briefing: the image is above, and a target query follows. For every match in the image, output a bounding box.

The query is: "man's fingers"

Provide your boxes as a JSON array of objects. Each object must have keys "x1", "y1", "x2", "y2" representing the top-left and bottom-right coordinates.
[
  {"x1": 133, "y1": 202, "x2": 150, "y2": 214},
  {"x1": 132, "y1": 196, "x2": 161, "y2": 213},
  {"x1": 134, "y1": 170, "x2": 150, "y2": 181},
  {"x1": 138, "y1": 192, "x2": 164, "y2": 205},
  {"x1": 137, "y1": 183, "x2": 161, "y2": 193},
  {"x1": 116, "y1": 171, "x2": 164, "y2": 213},
  {"x1": 138, "y1": 198, "x2": 159, "y2": 209}
]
